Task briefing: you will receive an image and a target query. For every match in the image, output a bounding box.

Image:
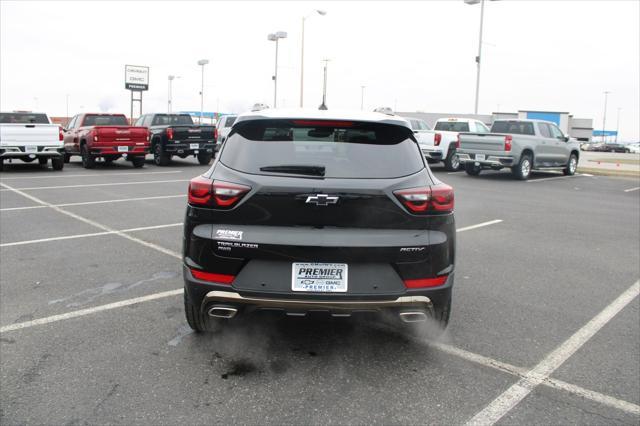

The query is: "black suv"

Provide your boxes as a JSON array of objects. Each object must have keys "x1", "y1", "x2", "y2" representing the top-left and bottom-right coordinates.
[
  {"x1": 182, "y1": 111, "x2": 455, "y2": 334},
  {"x1": 134, "y1": 113, "x2": 216, "y2": 166}
]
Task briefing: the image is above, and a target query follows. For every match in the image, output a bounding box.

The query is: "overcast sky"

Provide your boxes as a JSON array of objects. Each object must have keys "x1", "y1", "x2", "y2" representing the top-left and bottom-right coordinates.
[{"x1": 1, "y1": 0, "x2": 638, "y2": 140}]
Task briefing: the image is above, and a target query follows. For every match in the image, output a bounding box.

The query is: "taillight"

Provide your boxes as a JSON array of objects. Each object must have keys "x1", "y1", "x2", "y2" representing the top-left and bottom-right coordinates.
[
  {"x1": 214, "y1": 127, "x2": 219, "y2": 141},
  {"x1": 167, "y1": 128, "x2": 174, "y2": 140},
  {"x1": 403, "y1": 275, "x2": 448, "y2": 289},
  {"x1": 188, "y1": 176, "x2": 251, "y2": 208},
  {"x1": 190, "y1": 268, "x2": 235, "y2": 284},
  {"x1": 455, "y1": 134, "x2": 460, "y2": 149},
  {"x1": 393, "y1": 184, "x2": 454, "y2": 214},
  {"x1": 146, "y1": 131, "x2": 150, "y2": 142},
  {"x1": 434, "y1": 133, "x2": 442, "y2": 146},
  {"x1": 58, "y1": 127, "x2": 64, "y2": 141},
  {"x1": 504, "y1": 135, "x2": 512, "y2": 152}
]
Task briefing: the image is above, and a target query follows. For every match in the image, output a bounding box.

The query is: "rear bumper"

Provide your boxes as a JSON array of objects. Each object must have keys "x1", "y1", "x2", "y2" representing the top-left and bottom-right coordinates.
[
  {"x1": 88, "y1": 145, "x2": 149, "y2": 156},
  {"x1": 458, "y1": 153, "x2": 515, "y2": 168},
  {"x1": 1, "y1": 146, "x2": 64, "y2": 158},
  {"x1": 164, "y1": 142, "x2": 215, "y2": 155},
  {"x1": 420, "y1": 146, "x2": 444, "y2": 160}
]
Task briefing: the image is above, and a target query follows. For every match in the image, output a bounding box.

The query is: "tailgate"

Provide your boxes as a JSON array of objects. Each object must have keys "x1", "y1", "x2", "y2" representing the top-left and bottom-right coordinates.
[
  {"x1": 0, "y1": 124, "x2": 60, "y2": 146},
  {"x1": 458, "y1": 133, "x2": 507, "y2": 152},
  {"x1": 94, "y1": 126, "x2": 149, "y2": 144},
  {"x1": 171, "y1": 125, "x2": 215, "y2": 141}
]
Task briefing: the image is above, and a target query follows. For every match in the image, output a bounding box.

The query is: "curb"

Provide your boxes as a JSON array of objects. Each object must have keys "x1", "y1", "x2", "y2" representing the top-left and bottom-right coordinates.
[{"x1": 577, "y1": 167, "x2": 640, "y2": 178}]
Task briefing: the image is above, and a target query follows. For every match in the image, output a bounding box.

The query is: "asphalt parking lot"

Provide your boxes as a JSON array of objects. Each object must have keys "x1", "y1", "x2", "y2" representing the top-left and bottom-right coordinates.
[{"x1": 1, "y1": 157, "x2": 639, "y2": 425}]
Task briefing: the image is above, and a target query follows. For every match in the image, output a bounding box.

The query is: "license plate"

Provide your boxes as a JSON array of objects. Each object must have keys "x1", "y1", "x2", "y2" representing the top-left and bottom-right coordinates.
[
  {"x1": 475, "y1": 154, "x2": 486, "y2": 161},
  {"x1": 190, "y1": 143, "x2": 199, "y2": 149},
  {"x1": 292, "y1": 263, "x2": 348, "y2": 293},
  {"x1": 117, "y1": 146, "x2": 128, "y2": 152},
  {"x1": 25, "y1": 146, "x2": 37, "y2": 153}
]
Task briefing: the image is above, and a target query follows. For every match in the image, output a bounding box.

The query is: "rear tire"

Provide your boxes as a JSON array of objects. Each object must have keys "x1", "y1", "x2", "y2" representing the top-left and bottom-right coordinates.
[
  {"x1": 63, "y1": 153, "x2": 71, "y2": 163},
  {"x1": 51, "y1": 156, "x2": 64, "y2": 170},
  {"x1": 38, "y1": 157, "x2": 48, "y2": 166},
  {"x1": 0, "y1": 158, "x2": 4, "y2": 171},
  {"x1": 444, "y1": 148, "x2": 460, "y2": 171},
  {"x1": 563, "y1": 153, "x2": 578, "y2": 176},
  {"x1": 464, "y1": 163, "x2": 481, "y2": 176},
  {"x1": 184, "y1": 290, "x2": 208, "y2": 333},
  {"x1": 512, "y1": 153, "x2": 532, "y2": 180},
  {"x1": 81, "y1": 145, "x2": 95, "y2": 169},
  {"x1": 197, "y1": 151, "x2": 212, "y2": 165},
  {"x1": 153, "y1": 143, "x2": 170, "y2": 166},
  {"x1": 130, "y1": 156, "x2": 145, "y2": 168}
]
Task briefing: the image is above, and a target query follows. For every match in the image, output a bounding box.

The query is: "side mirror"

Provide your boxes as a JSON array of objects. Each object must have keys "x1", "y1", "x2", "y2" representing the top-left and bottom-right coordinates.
[
  {"x1": 413, "y1": 130, "x2": 419, "y2": 134},
  {"x1": 562, "y1": 136, "x2": 570, "y2": 142}
]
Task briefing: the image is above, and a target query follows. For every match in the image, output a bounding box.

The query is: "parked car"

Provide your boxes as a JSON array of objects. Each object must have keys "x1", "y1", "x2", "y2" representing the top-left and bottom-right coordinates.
[
  {"x1": 0, "y1": 111, "x2": 65, "y2": 171},
  {"x1": 63, "y1": 113, "x2": 149, "y2": 168},
  {"x1": 182, "y1": 110, "x2": 455, "y2": 335},
  {"x1": 134, "y1": 113, "x2": 215, "y2": 166},
  {"x1": 457, "y1": 119, "x2": 580, "y2": 180},
  {"x1": 215, "y1": 114, "x2": 238, "y2": 148},
  {"x1": 404, "y1": 117, "x2": 489, "y2": 171},
  {"x1": 627, "y1": 143, "x2": 640, "y2": 154},
  {"x1": 598, "y1": 143, "x2": 630, "y2": 153}
]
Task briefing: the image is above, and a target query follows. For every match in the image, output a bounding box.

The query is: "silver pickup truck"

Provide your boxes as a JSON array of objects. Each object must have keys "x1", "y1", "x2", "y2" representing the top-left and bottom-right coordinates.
[{"x1": 457, "y1": 119, "x2": 580, "y2": 180}]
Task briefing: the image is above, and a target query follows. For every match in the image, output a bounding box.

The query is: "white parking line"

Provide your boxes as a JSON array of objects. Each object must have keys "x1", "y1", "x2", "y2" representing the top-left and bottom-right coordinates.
[
  {"x1": 466, "y1": 280, "x2": 640, "y2": 426},
  {"x1": 0, "y1": 179, "x2": 190, "y2": 192},
  {"x1": 624, "y1": 186, "x2": 640, "y2": 193},
  {"x1": 0, "y1": 170, "x2": 182, "y2": 180},
  {"x1": 0, "y1": 182, "x2": 181, "y2": 259},
  {"x1": 0, "y1": 194, "x2": 185, "y2": 212},
  {"x1": 0, "y1": 289, "x2": 184, "y2": 333},
  {"x1": 457, "y1": 220, "x2": 503, "y2": 232},
  {"x1": 0, "y1": 223, "x2": 182, "y2": 247},
  {"x1": 526, "y1": 174, "x2": 584, "y2": 183}
]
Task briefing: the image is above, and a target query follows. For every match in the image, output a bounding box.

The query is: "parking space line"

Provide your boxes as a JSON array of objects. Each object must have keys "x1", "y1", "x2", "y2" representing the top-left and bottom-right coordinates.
[
  {"x1": 623, "y1": 186, "x2": 640, "y2": 192},
  {"x1": 0, "y1": 289, "x2": 184, "y2": 333},
  {"x1": 0, "y1": 182, "x2": 181, "y2": 259},
  {"x1": 526, "y1": 174, "x2": 585, "y2": 183},
  {"x1": 0, "y1": 179, "x2": 190, "y2": 192},
  {"x1": 466, "y1": 280, "x2": 640, "y2": 426},
  {"x1": 0, "y1": 223, "x2": 182, "y2": 247},
  {"x1": 457, "y1": 220, "x2": 502, "y2": 233},
  {"x1": 0, "y1": 170, "x2": 182, "y2": 180},
  {"x1": 0, "y1": 194, "x2": 185, "y2": 212}
]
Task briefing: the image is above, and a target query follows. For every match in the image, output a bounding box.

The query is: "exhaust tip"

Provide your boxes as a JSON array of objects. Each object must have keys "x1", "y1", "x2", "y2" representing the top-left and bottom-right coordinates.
[
  {"x1": 208, "y1": 306, "x2": 238, "y2": 319},
  {"x1": 399, "y1": 311, "x2": 428, "y2": 323}
]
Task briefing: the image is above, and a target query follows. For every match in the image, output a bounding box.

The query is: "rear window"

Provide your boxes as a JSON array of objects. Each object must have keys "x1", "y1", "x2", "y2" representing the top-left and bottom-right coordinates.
[
  {"x1": 82, "y1": 115, "x2": 128, "y2": 126},
  {"x1": 490, "y1": 121, "x2": 535, "y2": 136},
  {"x1": 151, "y1": 114, "x2": 194, "y2": 126},
  {"x1": 220, "y1": 119, "x2": 423, "y2": 179},
  {"x1": 222, "y1": 116, "x2": 237, "y2": 128},
  {"x1": 0, "y1": 113, "x2": 49, "y2": 124},
  {"x1": 434, "y1": 121, "x2": 470, "y2": 132}
]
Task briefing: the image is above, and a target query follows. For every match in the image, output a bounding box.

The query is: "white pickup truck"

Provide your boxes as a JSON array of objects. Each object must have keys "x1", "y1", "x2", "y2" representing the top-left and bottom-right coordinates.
[
  {"x1": 404, "y1": 117, "x2": 490, "y2": 171},
  {"x1": 0, "y1": 112, "x2": 65, "y2": 171}
]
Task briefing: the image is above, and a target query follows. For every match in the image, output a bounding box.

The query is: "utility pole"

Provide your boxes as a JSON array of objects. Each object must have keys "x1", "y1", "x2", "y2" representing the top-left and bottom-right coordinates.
[
  {"x1": 197, "y1": 60, "x2": 209, "y2": 124},
  {"x1": 360, "y1": 86, "x2": 365, "y2": 110},
  {"x1": 319, "y1": 59, "x2": 329, "y2": 110},
  {"x1": 615, "y1": 107, "x2": 621, "y2": 143},
  {"x1": 299, "y1": 10, "x2": 327, "y2": 107},
  {"x1": 268, "y1": 32, "x2": 287, "y2": 108},
  {"x1": 474, "y1": 0, "x2": 485, "y2": 114},
  {"x1": 602, "y1": 91, "x2": 610, "y2": 144}
]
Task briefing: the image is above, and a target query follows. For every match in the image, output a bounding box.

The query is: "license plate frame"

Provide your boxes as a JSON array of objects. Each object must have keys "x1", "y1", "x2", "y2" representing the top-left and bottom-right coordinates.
[
  {"x1": 190, "y1": 143, "x2": 199, "y2": 150},
  {"x1": 25, "y1": 146, "x2": 38, "y2": 153},
  {"x1": 291, "y1": 263, "x2": 348, "y2": 293},
  {"x1": 475, "y1": 154, "x2": 486, "y2": 161},
  {"x1": 117, "y1": 146, "x2": 128, "y2": 153}
]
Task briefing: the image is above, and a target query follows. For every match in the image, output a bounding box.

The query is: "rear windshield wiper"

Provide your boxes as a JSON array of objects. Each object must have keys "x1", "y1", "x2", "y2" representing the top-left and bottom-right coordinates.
[{"x1": 259, "y1": 165, "x2": 326, "y2": 176}]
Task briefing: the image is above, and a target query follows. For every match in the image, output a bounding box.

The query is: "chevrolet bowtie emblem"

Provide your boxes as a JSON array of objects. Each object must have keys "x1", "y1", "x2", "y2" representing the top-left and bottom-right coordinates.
[{"x1": 305, "y1": 194, "x2": 339, "y2": 206}]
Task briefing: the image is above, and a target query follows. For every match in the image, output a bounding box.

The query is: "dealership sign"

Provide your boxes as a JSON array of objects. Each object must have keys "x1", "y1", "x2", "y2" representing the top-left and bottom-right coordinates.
[{"x1": 124, "y1": 65, "x2": 149, "y2": 91}]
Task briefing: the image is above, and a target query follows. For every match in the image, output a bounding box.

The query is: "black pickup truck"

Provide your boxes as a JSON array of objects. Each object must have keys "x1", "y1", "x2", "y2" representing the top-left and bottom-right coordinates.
[{"x1": 134, "y1": 113, "x2": 216, "y2": 166}]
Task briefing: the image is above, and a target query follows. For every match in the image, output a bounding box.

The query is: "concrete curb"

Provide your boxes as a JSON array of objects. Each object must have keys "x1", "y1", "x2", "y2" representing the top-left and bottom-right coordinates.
[{"x1": 577, "y1": 167, "x2": 640, "y2": 178}]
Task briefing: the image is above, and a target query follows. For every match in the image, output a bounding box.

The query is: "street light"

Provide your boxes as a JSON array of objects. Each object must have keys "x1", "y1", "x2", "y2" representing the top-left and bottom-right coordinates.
[
  {"x1": 360, "y1": 85, "x2": 366, "y2": 110},
  {"x1": 602, "y1": 90, "x2": 610, "y2": 143},
  {"x1": 268, "y1": 31, "x2": 287, "y2": 108},
  {"x1": 465, "y1": 0, "x2": 498, "y2": 114},
  {"x1": 615, "y1": 107, "x2": 621, "y2": 143},
  {"x1": 300, "y1": 9, "x2": 327, "y2": 107},
  {"x1": 319, "y1": 59, "x2": 330, "y2": 110},
  {"x1": 168, "y1": 75, "x2": 181, "y2": 113},
  {"x1": 197, "y1": 59, "x2": 209, "y2": 123}
]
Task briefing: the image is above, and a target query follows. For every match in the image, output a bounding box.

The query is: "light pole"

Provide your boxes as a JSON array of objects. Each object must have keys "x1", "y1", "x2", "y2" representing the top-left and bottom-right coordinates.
[
  {"x1": 465, "y1": 0, "x2": 497, "y2": 114},
  {"x1": 360, "y1": 85, "x2": 365, "y2": 110},
  {"x1": 300, "y1": 9, "x2": 327, "y2": 107},
  {"x1": 65, "y1": 94, "x2": 69, "y2": 119},
  {"x1": 197, "y1": 59, "x2": 209, "y2": 123},
  {"x1": 168, "y1": 75, "x2": 180, "y2": 113},
  {"x1": 319, "y1": 59, "x2": 329, "y2": 110},
  {"x1": 602, "y1": 90, "x2": 610, "y2": 144},
  {"x1": 615, "y1": 107, "x2": 621, "y2": 143},
  {"x1": 268, "y1": 31, "x2": 287, "y2": 108}
]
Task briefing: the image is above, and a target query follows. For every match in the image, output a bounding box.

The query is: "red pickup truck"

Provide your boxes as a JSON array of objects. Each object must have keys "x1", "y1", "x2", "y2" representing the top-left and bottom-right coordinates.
[{"x1": 63, "y1": 113, "x2": 150, "y2": 168}]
